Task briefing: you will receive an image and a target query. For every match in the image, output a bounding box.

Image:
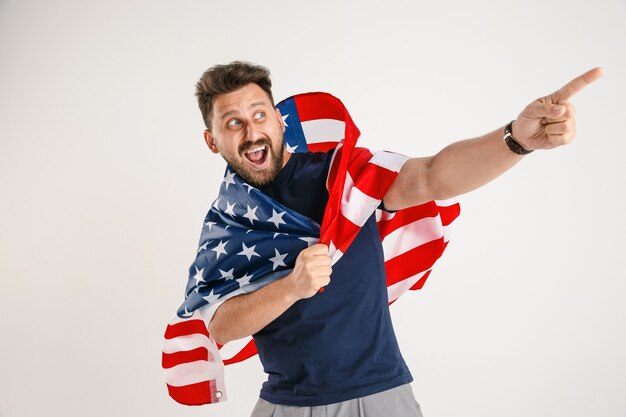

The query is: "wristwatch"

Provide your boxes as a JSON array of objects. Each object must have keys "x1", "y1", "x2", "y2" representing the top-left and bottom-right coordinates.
[{"x1": 504, "y1": 120, "x2": 534, "y2": 155}]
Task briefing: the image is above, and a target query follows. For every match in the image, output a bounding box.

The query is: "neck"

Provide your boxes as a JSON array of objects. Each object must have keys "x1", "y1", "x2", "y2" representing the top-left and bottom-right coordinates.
[{"x1": 281, "y1": 149, "x2": 292, "y2": 167}]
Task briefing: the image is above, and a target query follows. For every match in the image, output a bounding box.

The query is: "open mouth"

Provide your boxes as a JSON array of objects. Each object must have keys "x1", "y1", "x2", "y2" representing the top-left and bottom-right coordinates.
[{"x1": 243, "y1": 145, "x2": 269, "y2": 167}]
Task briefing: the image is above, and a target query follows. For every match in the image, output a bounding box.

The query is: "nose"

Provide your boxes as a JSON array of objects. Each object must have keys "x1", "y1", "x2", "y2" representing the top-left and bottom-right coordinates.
[{"x1": 245, "y1": 121, "x2": 262, "y2": 143}]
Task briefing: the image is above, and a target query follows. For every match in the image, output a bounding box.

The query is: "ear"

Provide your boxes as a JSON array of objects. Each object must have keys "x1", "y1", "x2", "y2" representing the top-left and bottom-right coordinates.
[
  {"x1": 204, "y1": 130, "x2": 219, "y2": 154},
  {"x1": 275, "y1": 108, "x2": 286, "y2": 133}
]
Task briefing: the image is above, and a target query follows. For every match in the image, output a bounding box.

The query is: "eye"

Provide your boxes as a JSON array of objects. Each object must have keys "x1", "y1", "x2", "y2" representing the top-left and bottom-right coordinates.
[
  {"x1": 226, "y1": 119, "x2": 242, "y2": 128},
  {"x1": 253, "y1": 111, "x2": 265, "y2": 120}
]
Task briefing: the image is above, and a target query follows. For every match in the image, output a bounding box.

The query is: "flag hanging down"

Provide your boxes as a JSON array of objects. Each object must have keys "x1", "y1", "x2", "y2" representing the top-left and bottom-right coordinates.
[{"x1": 162, "y1": 92, "x2": 461, "y2": 406}]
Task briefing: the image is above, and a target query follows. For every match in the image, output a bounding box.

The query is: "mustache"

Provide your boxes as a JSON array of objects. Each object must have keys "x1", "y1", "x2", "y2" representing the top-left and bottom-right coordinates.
[{"x1": 239, "y1": 138, "x2": 272, "y2": 155}]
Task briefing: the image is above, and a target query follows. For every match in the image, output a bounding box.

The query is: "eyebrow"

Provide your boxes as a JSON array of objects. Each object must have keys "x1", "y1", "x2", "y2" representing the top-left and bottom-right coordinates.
[{"x1": 219, "y1": 101, "x2": 268, "y2": 121}]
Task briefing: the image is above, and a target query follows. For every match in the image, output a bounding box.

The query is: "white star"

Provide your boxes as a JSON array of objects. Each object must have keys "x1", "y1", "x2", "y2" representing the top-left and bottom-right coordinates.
[
  {"x1": 223, "y1": 170, "x2": 236, "y2": 190},
  {"x1": 269, "y1": 249, "x2": 288, "y2": 271},
  {"x1": 182, "y1": 305, "x2": 193, "y2": 317},
  {"x1": 212, "y1": 198, "x2": 221, "y2": 211},
  {"x1": 282, "y1": 113, "x2": 289, "y2": 127},
  {"x1": 243, "y1": 205, "x2": 259, "y2": 225},
  {"x1": 238, "y1": 272, "x2": 254, "y2": 286},
  {"x1": 192, "y1": 266, "x2": 206, "y2": 286},
  {"x1": 299, "y1": 237, "x2": 318, "y2": 247},
  {"x1": 238, "y1": 242, "x2": 260, "y2": 261},
  {"x1": 203, "y1": 289, "x2": 220, "y2": 304},
  {"x1": 273, "y1": 232, "x2": 287, "y2": 239},
  {"x1": 197, "y1": 240, "x2": 211, "y2": 253},
  {"x1": 244, "y1": 184, "x2": 256, "y2": 194},
  {"x1": 267, "y1": 209, "x2": 287, "y2": 229},
  {"x1": 285, "y1": 143, "x2": 299, "y2": 153},
  {"x1": 212, "y1": 240, "x2": 228, "y2": 259},
  {"x1": 204, "y1": 221, "x2": 217, "y2": 231},
  {"x1": 224, "y1": 201, "x2": 236, "y2": 218},
  {"x1": 219, "y1": 268, "x2": 235, "y2": 281}
]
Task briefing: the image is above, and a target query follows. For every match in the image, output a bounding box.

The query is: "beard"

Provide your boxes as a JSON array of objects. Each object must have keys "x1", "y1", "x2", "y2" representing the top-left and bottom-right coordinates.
[{"x1": 223, "y1": 137, "x2": 285, "y2": 188}]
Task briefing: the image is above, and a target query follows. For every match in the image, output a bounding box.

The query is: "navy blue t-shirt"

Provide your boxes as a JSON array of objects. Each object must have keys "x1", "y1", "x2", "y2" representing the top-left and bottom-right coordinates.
[{"x1": 255, "y1": 150, "x2": 412, "y2": 406}]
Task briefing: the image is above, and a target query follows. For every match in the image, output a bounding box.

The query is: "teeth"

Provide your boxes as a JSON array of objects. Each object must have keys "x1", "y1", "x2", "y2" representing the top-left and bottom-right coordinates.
[{"x1": 245, "y1": 145, "x2": 266, "y2": 154}]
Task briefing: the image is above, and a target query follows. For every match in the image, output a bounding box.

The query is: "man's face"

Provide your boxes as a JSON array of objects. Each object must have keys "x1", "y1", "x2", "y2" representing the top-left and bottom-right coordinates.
[{"x1": 204, "y1": 83, "x2": 288, "y2": 188}]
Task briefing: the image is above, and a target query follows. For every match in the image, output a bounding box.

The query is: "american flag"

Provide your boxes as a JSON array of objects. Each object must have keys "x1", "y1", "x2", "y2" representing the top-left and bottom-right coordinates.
[{"x1": 162, "y1": 92, "x2": 461, "y2": 406}]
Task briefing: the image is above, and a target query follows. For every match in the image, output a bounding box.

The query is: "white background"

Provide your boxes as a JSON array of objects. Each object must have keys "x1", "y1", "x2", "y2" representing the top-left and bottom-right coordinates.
[{"x1": 1, "y1": 0, "x2": 625, "y2": 416}]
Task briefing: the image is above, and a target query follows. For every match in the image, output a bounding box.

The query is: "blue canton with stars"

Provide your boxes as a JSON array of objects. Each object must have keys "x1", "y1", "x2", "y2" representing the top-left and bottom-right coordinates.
[
  {"x1": 276, "y1": 96, "x2": 309, "y2": 154},
  {"x1": 177, "y1": 167, "x2": 321, "y2": 318}
]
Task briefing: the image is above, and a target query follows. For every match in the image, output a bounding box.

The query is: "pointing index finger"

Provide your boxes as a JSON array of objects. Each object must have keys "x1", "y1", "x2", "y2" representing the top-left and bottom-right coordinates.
[{"x1": 553, "y1": 67, "x2": 604, "y2": 103}]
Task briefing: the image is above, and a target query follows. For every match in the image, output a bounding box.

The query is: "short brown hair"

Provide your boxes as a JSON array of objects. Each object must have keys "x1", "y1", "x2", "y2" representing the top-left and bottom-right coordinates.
[{"x1": 195, "y1": 61, "x2": 274, "y2": 130}]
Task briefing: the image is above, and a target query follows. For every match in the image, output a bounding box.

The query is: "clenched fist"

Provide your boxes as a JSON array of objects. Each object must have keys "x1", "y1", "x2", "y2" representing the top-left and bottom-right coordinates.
[{"x1": 286, "y1": 243, "x2": 332, "y2": 300}]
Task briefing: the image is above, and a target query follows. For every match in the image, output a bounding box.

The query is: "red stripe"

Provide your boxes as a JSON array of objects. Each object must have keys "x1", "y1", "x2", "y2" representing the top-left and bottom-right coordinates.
[
  {"x1": 345, "y1": 149, "x2": 375, "y2": 187},
  {"x1": 439, "y1": 202, "x2": 461, "y2": 226},
  {"x1": 223, "y1": 339, "x2": 259, "y2": 365},
  {"x1": 320, "y1": 117, "x2": 360, "y2": 245},
  {"x1": 162, "y1": 347, "x2": 209, "y2": 369},
  {"x1": 326, "y1": 146, "x2": 342, "y2": 190},
  {"x1": 377, "y1": 202, "x2": 441, "y2": 240},
  {"x1": 164, "y1": 319, "x2": 209, "y2": 339},
  {"x1": 324, "y1": 146, "x2": 400, "y2": 257},
  {"x1": 327, "y1": 212, "x2": 361, "y2": 254},
  {"x1": 346, "y1": 147, "x2": 373, "y2": 169},
  {"x1": 326, "y1": 146, "x2": 371, "y2": 190},
  {"x1": 349, "y1": 163, "x2": 397, "y2": 200},
  {"x1": 295, "y1": 93, "x2": 347, "y2": 122},
  {"x1": 409, "y1": 269, "x2": 432, "y2": 291},
  {"x1": 384, "y1": 237, "x2": 446, "y2": 287},
  {"x1": 167, "y1": 380, "x2": 219, "y2": 406}
]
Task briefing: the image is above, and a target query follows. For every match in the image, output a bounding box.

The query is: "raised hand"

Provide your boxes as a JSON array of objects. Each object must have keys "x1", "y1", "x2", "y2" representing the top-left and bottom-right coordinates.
[{"x1": 512, "y1": 67, "x2": 604, "y2": 151}]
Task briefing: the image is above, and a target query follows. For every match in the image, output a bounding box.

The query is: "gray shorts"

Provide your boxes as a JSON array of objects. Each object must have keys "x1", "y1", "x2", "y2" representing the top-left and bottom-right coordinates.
[{"x1": 250, "y1": 384, "x2": 423, "y2": 417}]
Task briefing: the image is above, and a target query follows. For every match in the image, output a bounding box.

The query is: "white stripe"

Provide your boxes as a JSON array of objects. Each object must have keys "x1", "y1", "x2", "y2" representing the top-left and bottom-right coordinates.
[
  {"x1": 378, "y1": 199, "x2": 458, "y2": 225},
  {"x1": 442, "y1": 223, "x2": 453, "y2": 243},
  {"x1": 163, "y1": 333, "x2": 210, "y2": 354},
  {"x1": 219, "y1": 336, "x2": 253, "y2": 361},
  {"x1": 382, "y1": 215, "x2": 444, "y2": 260},
  {"x1": 328, "y1": 241, "x2": 337, "y2": 258},
  {"x1": 164, "y1": 360, "x2": 225, "y2": 387},
  {"x1": 331, "y1": 250, "x2": 343, "y2": 266},
  {"x1": 340, "y1": 173, "x2": 380, "y2": 227},
  {"x1": 369, "y1": 151, "x2": 409, "y2": 172},
  {"x1": 328, "y1": 241, "x2": 343, "y2": 266},
  {"x1": 302, "y1": 119, "x2": 345, "y2": 143},
  {"x1": 435, "y1": 198, "x2": 458, "y2": 207},
  {"x1": 376, "y1": 209, "x2": 396, "y2": 222},
  {"x1": 387, "y1": 269, "x2": 429, "y2": 302}
]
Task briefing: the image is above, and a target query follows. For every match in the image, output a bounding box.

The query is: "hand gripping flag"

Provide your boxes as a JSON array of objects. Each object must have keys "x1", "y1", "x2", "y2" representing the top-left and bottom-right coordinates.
[{"x1": 162, "y1": 92, "x2": 461, "y2": 406}]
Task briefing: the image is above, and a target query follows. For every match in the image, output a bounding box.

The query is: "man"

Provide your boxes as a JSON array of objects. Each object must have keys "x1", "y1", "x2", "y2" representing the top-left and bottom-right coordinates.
[{"x1": 185, "y1": 61, "x2": 602, "y2": 416}]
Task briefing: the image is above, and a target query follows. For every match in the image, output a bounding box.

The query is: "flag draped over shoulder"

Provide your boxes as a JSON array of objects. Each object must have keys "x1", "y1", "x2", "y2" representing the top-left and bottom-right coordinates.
[{"x1": 162, "y1": 92, "x2": 461, "y2": 406}]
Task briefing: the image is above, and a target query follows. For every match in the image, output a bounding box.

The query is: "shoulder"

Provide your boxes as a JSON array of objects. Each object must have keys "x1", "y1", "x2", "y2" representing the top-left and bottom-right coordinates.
[
  {"x1": 292, "y1": 149, "x2": 334, "y2": 164},
  {"x1": 290, "y1": 150, "x2": 334, "y2": 177}
]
